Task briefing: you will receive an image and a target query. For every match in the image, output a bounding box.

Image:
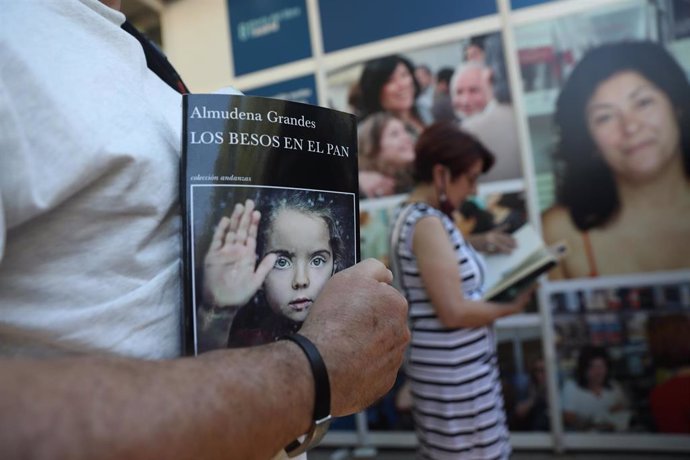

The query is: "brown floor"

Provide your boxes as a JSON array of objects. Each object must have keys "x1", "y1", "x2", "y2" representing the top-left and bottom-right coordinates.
[{"x1": 309, "y1": 447, "x2": 689, "y2": 460}]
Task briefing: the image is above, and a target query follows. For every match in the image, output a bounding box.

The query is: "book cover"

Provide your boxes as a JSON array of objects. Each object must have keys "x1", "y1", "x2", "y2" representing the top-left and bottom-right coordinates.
[
  {"x1": 482, "y1": 224, "x2": 566, "y2": 301},
  {"x1": 181, "y1": 94, "x2": 359, "y2": 355}
]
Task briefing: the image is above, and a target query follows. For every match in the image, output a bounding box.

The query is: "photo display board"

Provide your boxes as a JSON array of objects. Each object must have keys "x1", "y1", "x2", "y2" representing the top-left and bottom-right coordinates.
[
  {"x1": 515, "y1": 0, "x2": 690, "y2": 437},
  {"x1": 222, "y1": 0, "x2": 690, "y2": 449}
]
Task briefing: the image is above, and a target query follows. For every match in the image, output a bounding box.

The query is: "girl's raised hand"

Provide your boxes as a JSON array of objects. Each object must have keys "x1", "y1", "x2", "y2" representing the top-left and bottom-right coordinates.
[{"x1": 202, "y1": 199, "x2": 277, "y2": 309}]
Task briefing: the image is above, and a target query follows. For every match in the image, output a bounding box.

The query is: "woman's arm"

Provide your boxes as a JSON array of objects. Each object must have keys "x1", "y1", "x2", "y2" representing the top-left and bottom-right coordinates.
[{"x1": 413, "y1": 216, "x2": 532, "y2": 329}]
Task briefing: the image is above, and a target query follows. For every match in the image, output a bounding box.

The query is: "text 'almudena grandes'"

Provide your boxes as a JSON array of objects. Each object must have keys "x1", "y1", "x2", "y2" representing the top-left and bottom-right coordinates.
[{"x1": 189, "y1": 105, "x2": 317, "y2": 129}]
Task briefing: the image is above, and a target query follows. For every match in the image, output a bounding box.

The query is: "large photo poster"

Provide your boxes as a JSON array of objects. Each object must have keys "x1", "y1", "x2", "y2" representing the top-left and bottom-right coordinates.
[
  {"x1": 515, "y1": 0, "x2": 690, "y2": 436},
  {"x1": 327, "y1": 32, "x2": 525, "y2": 192},
  {"x1": 516, "y1": 0, "x2": 690, "y2": 280},
  {"x1": 324, "y1": 31, "x2": 536, "y2": 434},
  {"x1": 549, "y1": 282, "x2": 690, "y2": 434},
  {"x1": 326, "y1": 32, "x2": 529, "y2": 267}
]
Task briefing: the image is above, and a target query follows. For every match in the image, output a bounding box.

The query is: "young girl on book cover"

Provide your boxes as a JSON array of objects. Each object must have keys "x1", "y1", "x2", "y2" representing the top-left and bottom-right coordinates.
[{"x1": 202, "y1": 188, "x2": 351, "y2": 347}]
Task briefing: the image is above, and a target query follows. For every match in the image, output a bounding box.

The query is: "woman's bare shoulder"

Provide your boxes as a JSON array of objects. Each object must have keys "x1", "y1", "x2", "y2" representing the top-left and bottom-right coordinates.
[
  {"x1": 541, "y1": 204, "x2": 588, "y2": 279},
  {"x1": 541, "y1": 204, "x2": 578, "y2": 243},
  {"x1": 413, "y1": 213, "x2": 446, "y2": 239},
  {"x1": 412, "y1": 214, "x2": 454, "y2": 253}
]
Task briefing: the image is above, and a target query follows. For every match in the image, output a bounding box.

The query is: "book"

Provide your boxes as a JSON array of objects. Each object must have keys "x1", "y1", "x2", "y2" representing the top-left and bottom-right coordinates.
[
  {"x1": 482, "y1": 224, "x2": 566, "y2": 301},
  {"x1": 181, "y1": 94, "x2": 359, "y2": 355}
]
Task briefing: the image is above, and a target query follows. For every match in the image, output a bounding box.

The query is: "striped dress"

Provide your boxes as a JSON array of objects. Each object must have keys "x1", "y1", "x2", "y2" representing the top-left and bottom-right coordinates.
[{"x1": 391, "y1": 202, "x2": 511, "y2": 460}]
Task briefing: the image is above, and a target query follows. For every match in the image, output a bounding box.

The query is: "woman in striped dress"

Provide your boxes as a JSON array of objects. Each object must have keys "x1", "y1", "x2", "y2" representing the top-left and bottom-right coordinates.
[{"x1": 390, "y1": 122, "x2": 535, "y2": 459}]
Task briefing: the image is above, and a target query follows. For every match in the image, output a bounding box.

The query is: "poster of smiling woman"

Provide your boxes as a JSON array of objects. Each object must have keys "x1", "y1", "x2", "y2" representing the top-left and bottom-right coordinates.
[
  {"x1": 515, "y1": 0, "x2": 690, "y2": 437},
  {"x1": 516, "y1": 0, "x2": 690, "y2": 280}
]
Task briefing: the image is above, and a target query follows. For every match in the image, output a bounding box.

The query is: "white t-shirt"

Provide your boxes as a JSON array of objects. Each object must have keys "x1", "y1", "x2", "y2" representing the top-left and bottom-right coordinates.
[
  {"x1": 0, "y1": 4, "x2": 307, "y2": 458},
  {"x1": 561, "y1": 379, "x2": 630, "y2": 430},
  {"x1": 0, "y1": 0, "x2": 183, "y2": 358}
]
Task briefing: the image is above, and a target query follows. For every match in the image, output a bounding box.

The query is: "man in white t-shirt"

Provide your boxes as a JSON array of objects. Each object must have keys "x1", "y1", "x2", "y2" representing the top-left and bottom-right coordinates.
[{"x1": 0, "y1": 1, "x2": 409, "y2": 458}]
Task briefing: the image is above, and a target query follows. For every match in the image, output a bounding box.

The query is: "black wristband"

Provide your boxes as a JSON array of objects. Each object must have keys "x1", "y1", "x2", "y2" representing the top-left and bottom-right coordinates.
[{"x1": 279, "y1": 333, "x2": 332, "y2": 457}]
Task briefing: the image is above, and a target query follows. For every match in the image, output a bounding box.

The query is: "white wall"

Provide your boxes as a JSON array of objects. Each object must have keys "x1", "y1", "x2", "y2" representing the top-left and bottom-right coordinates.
[{"x1": 160, "y1": 0, "x2": 233, "y2": 92}]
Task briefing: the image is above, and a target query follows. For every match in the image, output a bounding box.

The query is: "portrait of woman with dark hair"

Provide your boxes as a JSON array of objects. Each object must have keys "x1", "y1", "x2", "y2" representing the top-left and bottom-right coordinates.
[
  {"x1": 199, "y1": 188, "x2": 352, "y2": 348},
  {"x1": 561, "y1": 345, "x2": 630, "y2": 432},
  {"x1": 542, "y1": 40, "x2": 690, "y2": 279},
  {"x1": 358, "y1": 54, "x2": 427, "y2": 136}
]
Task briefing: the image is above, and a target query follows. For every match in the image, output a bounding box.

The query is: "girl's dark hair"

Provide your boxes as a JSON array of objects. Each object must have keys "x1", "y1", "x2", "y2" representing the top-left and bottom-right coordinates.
[
  {"x1": 554, "y1": 40, "x2": 690, "y2": 231},
  {"x1": 255, "y1": 188, "x2": 348, "y2": 274},
  {"x1": 358, "y1": 54, "x2": 422, "y2": 122},
  {"x1": 575, "y1": 345, "x2": 612, "y2": 390},
  {"x1": 413, "y1": 121, "x2": 495, "y2": 183}
]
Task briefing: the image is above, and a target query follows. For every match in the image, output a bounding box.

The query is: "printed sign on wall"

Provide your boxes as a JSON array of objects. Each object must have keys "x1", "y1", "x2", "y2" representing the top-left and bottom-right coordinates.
[
  {"x1": 244, "y1": 74, "x2": 318, "y2": 106},
  {"x1": 318, "y1": 0, "x2": 497, "y2": 53},
  {"x1": 228, "y1": 0, "x2": 312, "y2": 76}
]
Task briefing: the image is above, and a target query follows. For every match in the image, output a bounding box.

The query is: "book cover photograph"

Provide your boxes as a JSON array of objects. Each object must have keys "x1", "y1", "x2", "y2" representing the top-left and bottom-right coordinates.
[{"x1": 181, "y1": 94, "x2": 359, "y2": 355}]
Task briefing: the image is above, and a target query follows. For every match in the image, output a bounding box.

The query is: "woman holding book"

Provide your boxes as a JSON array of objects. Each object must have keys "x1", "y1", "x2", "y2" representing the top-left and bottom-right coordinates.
[
  {"x1": 542, "y1": 41, "x2": 690, "y2": 279},
  {"x1": 390, "y1": 121, "x2": 535, "y2": 459}
]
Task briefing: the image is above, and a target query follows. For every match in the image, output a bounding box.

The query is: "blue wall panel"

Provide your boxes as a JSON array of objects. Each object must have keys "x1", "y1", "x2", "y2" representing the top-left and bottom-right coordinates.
[
  {"x1": 319, "y1": 0, "x2": 497, "y2": 53},
  {"x1": 511, "y1": 0, "x2": 557, "y2": 9},
  {"x1": 245, "y1": 74, "x2": 319, "y2": 106},
  {"x1": 228, "y1": 0, "x2": 312, "y2": 76}
]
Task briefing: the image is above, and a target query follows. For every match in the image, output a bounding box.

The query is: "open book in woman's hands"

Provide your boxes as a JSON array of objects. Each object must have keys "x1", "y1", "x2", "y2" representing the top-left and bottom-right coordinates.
[{"x1": 482, "y1": 224, "x2": 567, "y2": 301}]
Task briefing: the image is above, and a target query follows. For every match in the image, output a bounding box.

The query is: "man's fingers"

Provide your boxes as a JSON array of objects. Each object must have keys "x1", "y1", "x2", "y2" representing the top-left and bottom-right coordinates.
[{"x1": 344, "y1": 258, "x2": 394, "y2": 285}]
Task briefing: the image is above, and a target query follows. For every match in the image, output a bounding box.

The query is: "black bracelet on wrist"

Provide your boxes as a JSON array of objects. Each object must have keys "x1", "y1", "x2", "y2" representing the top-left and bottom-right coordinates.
[{"x1": 279, "y1": 333, "x2": 332, "y2": 457}]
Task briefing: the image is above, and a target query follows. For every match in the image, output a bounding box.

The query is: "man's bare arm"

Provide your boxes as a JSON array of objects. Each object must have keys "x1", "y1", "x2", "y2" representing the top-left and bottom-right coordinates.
[
  {"x1": 0, "y1": 345, "x2": 313, "y2": 460},
  {"x1": 0, "y1": 259, "x2": 409, "y2": 460}
]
